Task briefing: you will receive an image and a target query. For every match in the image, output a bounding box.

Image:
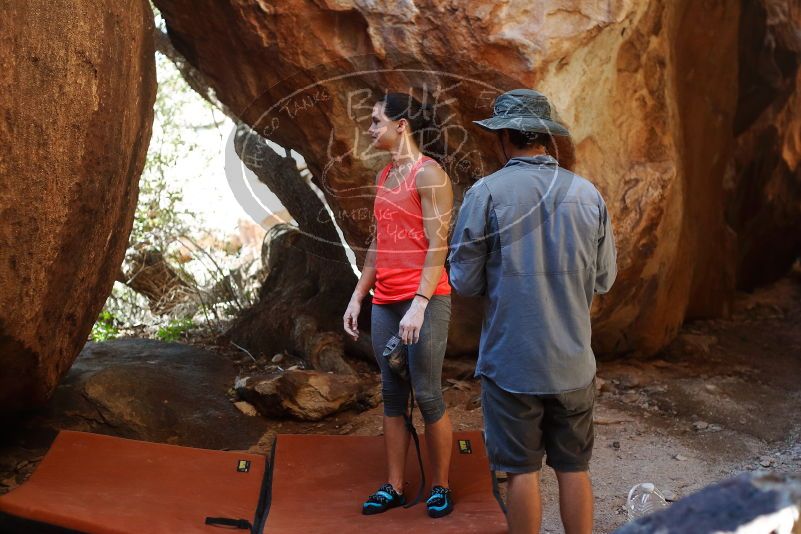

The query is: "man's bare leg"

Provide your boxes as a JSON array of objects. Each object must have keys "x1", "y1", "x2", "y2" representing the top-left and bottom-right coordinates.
[
  {"x1": 555, "y1": 470, "x2": 593, "y2": 534},
  {"x1": 506, "y1": 471, "x2": 542, "y2": 534},
  {"x1": 384, "y1": 415, "x2": 411, "y2": 492},
  {"x1": 424, "y1": 410, "x2": 452, "y2": 487}
]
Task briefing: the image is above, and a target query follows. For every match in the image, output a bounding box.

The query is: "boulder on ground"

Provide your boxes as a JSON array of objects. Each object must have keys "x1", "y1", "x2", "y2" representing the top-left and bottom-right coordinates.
[{"x1": 236, "y1": 369, "x2": 380, "y2": 421}]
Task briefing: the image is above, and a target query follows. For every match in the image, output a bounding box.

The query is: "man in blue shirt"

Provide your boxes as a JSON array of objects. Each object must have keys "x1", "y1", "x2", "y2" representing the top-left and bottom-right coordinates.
[{"x1": 449, "y1": 89, "x2": 617, "y2": 534}]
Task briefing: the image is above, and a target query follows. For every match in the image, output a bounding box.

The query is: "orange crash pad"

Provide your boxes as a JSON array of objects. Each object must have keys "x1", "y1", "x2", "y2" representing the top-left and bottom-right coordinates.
[
  {"x1": 0, "y1": 430, "x2": 269, "y2": 533},
  {"x1": 0, "y1": 429, "x2": 506, "y2": 533},
  {"x1": 264, "y1": 431, "x2": 507, "y2": 533}
]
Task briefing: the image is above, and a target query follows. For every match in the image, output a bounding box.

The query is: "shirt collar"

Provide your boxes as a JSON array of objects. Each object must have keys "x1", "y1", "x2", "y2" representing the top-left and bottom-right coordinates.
[{"x1": 503, "y1": 154, "x2": 558, "y2": 168}]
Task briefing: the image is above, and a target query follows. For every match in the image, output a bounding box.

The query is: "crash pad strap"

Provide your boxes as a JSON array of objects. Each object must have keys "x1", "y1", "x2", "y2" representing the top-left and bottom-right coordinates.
[{"x1": 204, "y1": 517, "x2": 252, "y2": 530}]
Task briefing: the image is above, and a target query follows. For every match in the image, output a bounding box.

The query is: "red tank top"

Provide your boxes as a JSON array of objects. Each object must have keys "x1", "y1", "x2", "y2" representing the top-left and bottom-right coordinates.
[{"x1": 372, "y1": 156, "x2": 452, "y2": 304}]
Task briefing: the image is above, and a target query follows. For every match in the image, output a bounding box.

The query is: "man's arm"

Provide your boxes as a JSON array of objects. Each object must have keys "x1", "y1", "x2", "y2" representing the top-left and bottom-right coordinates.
[
  {"x1": 448, "y1": 183, "x2": 491, "y2": 297},
  {"x1": 594, "y1": 195, "x2": 617, "y2": 294}
]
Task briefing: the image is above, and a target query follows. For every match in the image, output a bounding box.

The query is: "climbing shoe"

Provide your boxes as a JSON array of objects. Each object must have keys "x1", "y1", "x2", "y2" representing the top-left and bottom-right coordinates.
[
  {"x1": 362, "y1": 483, "x2": 405, "y2": 515},
  {"x1": 426, "y1": 485, "x2": 454, "y2": 518}
]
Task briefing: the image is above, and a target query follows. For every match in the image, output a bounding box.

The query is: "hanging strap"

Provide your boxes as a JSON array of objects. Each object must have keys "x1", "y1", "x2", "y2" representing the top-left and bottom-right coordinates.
[
  {"x1": 402, "y1": 388, "x2": 426, "y2": 508},
  {"x1": 490, "y1": 470, "x2": 508, "y2": 516},
  {"x1": 484, "y1": 429, "x2": 508, "y2": 516}
]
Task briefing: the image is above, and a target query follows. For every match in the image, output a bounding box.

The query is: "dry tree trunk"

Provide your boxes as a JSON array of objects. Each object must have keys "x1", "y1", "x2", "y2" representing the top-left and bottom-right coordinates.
[
  {"x1": 221, "y1": 125, "x2": 371, "y2": 369},
  {"x1": 154, "y1": 24, "x2": 372, "y2": 369}
]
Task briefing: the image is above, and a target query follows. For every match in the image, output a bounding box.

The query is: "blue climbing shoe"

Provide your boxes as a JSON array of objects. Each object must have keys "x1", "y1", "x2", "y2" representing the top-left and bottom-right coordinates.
[
  {"x1": 362, "y1": 483, "x2": 405, "y2": 515},
  {"x1": 426, "y1": 485, "x2": 454, "y2": 518}
]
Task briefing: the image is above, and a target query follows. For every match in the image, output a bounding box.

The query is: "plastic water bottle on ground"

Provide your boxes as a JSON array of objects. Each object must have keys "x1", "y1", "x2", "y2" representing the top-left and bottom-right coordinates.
[{"x1": 627, "y1": 482, "x2": 669, "y2": 521}]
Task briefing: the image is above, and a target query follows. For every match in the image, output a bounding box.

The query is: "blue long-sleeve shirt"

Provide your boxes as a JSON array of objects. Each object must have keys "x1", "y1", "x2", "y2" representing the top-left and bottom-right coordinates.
[{"x1": 448, "y1": 155, "x2": 617, "y2": 394}]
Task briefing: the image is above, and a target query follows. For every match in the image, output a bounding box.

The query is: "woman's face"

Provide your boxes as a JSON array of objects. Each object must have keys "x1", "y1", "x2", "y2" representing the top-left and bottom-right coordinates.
[{"x1": 369, "y1": 102, "x2": 403, "y2": 151}]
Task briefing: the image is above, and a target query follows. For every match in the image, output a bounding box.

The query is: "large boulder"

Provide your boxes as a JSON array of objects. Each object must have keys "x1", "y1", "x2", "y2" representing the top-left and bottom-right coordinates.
[
  {"x1": 154, "y1": 0, "x2": 801, "y2": 358},
  {"x1": 0, "y1": 339, "x2": 267, "y2": 495},
  {"x1": 46, "y1": 339, "x2": 266, "y2": 449},
  {"x1": 0, "y1": 0, "x2": 157, "y2": 414}
]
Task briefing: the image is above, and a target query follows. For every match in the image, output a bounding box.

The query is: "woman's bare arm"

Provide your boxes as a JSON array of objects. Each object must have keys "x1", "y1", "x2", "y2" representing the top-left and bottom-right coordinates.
[{"x1": 416, "y1": 164, "x2": 454, "y2": 299}]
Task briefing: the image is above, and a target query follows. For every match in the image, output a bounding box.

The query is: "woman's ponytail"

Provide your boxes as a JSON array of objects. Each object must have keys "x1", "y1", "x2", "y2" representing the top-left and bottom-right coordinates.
[{"x1": 380, "y1": 92, "x2": 446, "y2": 164}]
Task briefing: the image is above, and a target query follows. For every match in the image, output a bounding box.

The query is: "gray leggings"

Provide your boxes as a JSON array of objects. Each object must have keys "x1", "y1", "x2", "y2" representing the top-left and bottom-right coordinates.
[{"x1": 371, "y1": 295, "x2": 451, "y2": 424}]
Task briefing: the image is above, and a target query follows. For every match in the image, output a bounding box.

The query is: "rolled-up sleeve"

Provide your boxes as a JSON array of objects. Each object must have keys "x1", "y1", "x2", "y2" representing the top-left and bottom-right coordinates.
[
  {"x1": 594, "y1": 196, "x2": 617, "y2": 294},
  {"x1": 448, "y1": 184, "x2": 492, "y2": 297}
]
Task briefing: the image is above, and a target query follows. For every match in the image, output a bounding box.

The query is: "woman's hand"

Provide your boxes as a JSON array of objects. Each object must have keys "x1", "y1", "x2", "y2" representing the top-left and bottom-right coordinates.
[
  {"x1": 399, "y1": 297, "x2": 428, "y2": 344},
  {"x1": 343, "y1": 297, "x2": 362, "y2": 341}
]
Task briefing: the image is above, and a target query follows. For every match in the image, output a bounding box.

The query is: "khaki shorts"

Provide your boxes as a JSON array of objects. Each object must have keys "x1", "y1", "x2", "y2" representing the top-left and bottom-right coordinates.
[{"x1": 480, "y1": 375, "x2": 595, "y2": 473}]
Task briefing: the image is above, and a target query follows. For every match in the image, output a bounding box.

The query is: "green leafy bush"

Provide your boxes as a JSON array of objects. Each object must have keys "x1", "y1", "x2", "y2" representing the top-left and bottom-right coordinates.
[
  {"x1": 90, "y1": 311, "x2": 119, "y2": 342},
  {"x1": 155, "y1": 318, "x2": 195, "y2": 342}
]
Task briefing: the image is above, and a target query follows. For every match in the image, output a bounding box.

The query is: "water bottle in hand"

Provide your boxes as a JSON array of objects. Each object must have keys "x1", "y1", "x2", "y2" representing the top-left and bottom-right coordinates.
[{"x1": 627, "y1": 482, "x2": 669, "y2": 521}]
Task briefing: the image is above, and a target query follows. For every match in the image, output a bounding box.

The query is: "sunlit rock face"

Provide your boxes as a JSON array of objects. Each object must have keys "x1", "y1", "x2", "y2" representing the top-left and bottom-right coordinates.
[
  {"x1": 155, "y1": 0, "x2": 801, "y2": 357},
  {"x1": 0, "y1": 0, "x2": 157, "y2": 414}
]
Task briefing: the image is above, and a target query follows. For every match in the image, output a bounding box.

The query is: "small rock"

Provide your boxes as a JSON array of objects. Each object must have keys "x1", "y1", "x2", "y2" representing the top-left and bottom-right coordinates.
[
  {"x1": 759, "y1": 457, "x2": 775, "y2": 468},
  {"x1": 612, "y1": 441, "x2": 621, "y2": 450},
  {"x1": 661, "y1": 489, "x2": 677, "y2": 502},
  {"x1": 600, "y1": 380, "x2": 616, "y2": 394},
  {"x1": 693, "y1": 421, "x2": 709, "y2": 431},
  {"x1": 674, "y1": 454, "x2": 687, "y2": 461},
  {"x1": 271, "y1": 353, "x2": 284, "y2": 363},
  {"x1": 708, "y1": 424, "x2": 722, "y2": 432},
  {"x1": 679, "y1": 333, "x2": 718, "y2": 354},
  {"x1": 234, "y1": 401, "x2": 259, "y2": 417},
  {"x1": 595, "y1": 377, "x2": 607, "y2": 391},
  {"x1": 704, "y1": 384, "x2": 719, "y2": 393},
  {"x1": 617, "y1": 368, "x2": 647, "y2": 389},
  {"x1": 445, "y1": 378, "x2": 472, "y2": 391}
]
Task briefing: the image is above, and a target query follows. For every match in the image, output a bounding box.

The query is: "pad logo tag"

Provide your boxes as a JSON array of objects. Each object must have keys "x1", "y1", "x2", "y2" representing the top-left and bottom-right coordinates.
[
  {"x1": 458, "y1": 440, "x2": 472, "y2": 454},
  {"x1": 237, "y1": 460, "x2": 251, "y2": 472}
]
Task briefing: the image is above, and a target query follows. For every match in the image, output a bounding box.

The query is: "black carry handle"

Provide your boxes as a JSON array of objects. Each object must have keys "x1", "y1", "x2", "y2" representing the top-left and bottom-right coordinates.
[{"x1": 204, "y1": 517, "x2": 253, "y2": 530}]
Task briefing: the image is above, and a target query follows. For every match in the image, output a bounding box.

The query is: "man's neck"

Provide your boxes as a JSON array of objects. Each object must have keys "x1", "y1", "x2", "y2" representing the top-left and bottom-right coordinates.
[{"x1": 506, "y1": 146, "x2": 547, "y2": 159}]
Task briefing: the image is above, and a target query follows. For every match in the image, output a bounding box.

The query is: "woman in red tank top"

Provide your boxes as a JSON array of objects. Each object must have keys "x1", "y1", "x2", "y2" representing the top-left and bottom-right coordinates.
[{"x1": 342, "y1": 93, "x2": 455, "y2": 517}]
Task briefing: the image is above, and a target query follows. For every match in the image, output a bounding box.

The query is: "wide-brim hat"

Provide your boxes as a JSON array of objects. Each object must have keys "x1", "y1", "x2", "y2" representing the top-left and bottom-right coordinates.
[{"x1": 473, "y1": 89, "x2": 569, "y2": 136}]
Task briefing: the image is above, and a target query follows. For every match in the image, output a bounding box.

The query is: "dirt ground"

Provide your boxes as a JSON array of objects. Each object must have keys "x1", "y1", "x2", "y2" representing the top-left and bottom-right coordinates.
[
  {"x1": 245, "y1": 267, "x2": 801, "y2": 533},
  {"x1": 1, "y1": 268, "x2": 799, "y2": 533}
]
